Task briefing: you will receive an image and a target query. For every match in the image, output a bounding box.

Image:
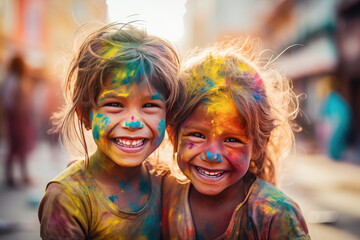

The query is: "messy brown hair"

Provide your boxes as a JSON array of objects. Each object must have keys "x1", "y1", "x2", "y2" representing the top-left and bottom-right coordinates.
[
  {"x1": 167, "y1": 38, "x2": 300, "y2": 185},
  {"x1": 52, "y1": 23, "x2": 181, "y2": 167}
]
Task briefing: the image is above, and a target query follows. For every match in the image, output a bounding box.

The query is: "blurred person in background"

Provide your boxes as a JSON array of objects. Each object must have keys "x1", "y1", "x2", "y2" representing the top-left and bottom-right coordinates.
[
  {"x1": 0, "y1": 53, "x2": 36, "y2": 187},
  {"x1": 315, "y1": 75, "x2": 351, "y2": 160}
]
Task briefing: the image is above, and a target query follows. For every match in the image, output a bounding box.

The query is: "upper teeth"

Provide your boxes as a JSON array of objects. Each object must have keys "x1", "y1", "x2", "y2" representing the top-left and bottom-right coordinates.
[
  {"x1": 196, "y1": 166, "x2": 224, "y2": 178},
  {"x1": 114, "y1": 138, "x2": 144, "y2": 147}
]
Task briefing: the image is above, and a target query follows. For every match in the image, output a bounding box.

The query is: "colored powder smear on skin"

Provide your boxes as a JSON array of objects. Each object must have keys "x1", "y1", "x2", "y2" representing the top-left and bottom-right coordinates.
[
  {"x1": 92, "y1": 113, "x2": 111, "y2": 141},
  {"x1": 154, "y1": 119, "x2": 166, "y2": 146},
  {"x1": 109, "y1": 195, "x2": 119, "y2": 203},
  {"x1": 201, "y1": 151, "x2": 223, "y2": 163},
  {"x1": 118, "y1": 181, "x2": 132, "y2": 190},
  {"x1": 125, "y1": 116, "x2": 144, "y2": 129},
  {"x1": 205, "y1": 93, "x2": 233, "y2": 116},
  {"x1": 141, "y1": 215, "x2": 161, "y2": 238},
  {"x1": 206, "y1": 151, "x2": 223, "y2": 162},
  {"x1": 98, "y1": 84, "x2": 130, "y2": 102},
  {"x1": 203, "y1": 94, "x2": 241, "y2": 137},
  {"x1": 151, "y1": 90, "x2": 164, "y2": 101},
  {"x1": 139, "y1": 177, "x2": 150, "y2": 194}
]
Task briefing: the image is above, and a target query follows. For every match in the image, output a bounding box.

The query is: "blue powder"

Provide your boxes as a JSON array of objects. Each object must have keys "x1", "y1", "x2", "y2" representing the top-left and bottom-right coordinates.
[
  {"x1": 206, "y1": 151, "x2": 223, "y2": 162},
  {"x1": 92, "y1": 124, "x2": 100, "y2": 140},
  {"x1": 151, "y1": 91, "x2": 164, "y2": 101},
  {"x1": 109, "y1": 195, "x2": 119, "y2": 203},
  {"x1": 125, "y1": 120, "x2": 143, "y2": 129},
  {"x1": 139, "y1": 178, "x2": 150, "y2": 194},
  {"x1": 118, "y1": 181, "x2": 132, "y2": 190},
  {"x1": 154, "y1": 119, "x2": 165, "y2": 146},
  {"x1": 206, "y1": 77, "x2": 215, "y2": 87}
]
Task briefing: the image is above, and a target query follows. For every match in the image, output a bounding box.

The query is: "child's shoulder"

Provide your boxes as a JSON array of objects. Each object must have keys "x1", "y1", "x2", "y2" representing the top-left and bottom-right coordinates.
[
  {"x1": 46, "y1": 160, "x2": 86, "y2": 190},
  {"x1": 244, "y1": 177, "x2": 310, "y2": 238},
  {"x1": 162, "y1": 174, "x2": 188, "y2": 196},
  {"x1": 249, "y1": 177, "x2": 301, "y2": 212}
]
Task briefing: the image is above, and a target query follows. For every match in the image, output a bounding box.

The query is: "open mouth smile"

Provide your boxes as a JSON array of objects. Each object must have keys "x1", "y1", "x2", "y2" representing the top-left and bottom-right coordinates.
[
  {"x1": 195, "y1": 166, "x2": 225, "y2": 178},
  {"x1": 112, "y1": 137, "x2": 147, "y2": 148}
]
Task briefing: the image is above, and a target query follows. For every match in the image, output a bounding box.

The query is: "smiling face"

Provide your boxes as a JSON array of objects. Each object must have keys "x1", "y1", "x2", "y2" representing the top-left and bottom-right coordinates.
[
  {"x1": 177, "y1": 93, "x2": 253, "y2": 196},
  {"x1": 91, "y1": 71, "x2": 166, "y2": 168}
]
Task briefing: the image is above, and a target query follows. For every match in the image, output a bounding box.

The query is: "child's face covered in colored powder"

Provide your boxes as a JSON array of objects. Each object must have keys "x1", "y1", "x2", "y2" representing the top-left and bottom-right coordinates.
[
  {"x1": 177, "y1": 94, "x2": 253, "y2": 196},
  {"x1": 91, "y1": 68, "x2": 166, "y2": 167}
]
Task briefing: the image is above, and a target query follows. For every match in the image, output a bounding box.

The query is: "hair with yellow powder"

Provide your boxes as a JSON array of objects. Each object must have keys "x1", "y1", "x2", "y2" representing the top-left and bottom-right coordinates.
[
  {"x1": 52, "y1": 23, "x2": 182, "y2": 167},
  {"x1": 168, "y1": 38, "x2": 300, "y2": 185}
]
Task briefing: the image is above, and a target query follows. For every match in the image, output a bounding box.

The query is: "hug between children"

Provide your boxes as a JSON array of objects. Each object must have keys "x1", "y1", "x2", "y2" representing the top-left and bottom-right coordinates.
[{"x1": 38, "y1": 23, "x2": 310, "y2": 239}]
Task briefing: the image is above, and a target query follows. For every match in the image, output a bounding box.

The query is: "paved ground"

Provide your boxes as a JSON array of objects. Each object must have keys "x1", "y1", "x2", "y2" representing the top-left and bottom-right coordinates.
[{"x1": 0, "y1": 140, "x2": 359, "y2": 240}]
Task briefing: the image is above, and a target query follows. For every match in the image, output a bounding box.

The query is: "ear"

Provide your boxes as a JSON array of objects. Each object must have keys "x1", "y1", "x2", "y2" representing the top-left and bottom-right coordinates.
[{"x1": 76, "y1": 107, "x2": 91, "y2": 130}]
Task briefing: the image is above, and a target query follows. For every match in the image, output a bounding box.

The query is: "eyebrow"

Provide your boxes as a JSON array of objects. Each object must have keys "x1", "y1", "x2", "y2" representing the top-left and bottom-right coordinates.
[
  {"x1": 181, "y1": 125, "x2": 208, "y2": 132},
  {"x1": 98, "y1": 90, "x2": 165, "y2": 103},
  {"x1": 98, "y1": 91, "x2": 129, "y2": 102}
]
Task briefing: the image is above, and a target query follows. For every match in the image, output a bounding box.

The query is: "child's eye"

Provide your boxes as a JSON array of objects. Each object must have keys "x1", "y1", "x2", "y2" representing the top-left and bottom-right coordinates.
[
  {"x1": 224, "y1": 137, "x2": 244, "y2": 144},
  {"x1": 143, "y1": 103, "x2": 159, "y2": 108},
  {"x1": 184, "y1": 132, "x2": 205, "y2": 144},
  {"x1": 105, "y1": 102, "x2": 123, "y2": 108},
  {"x1": 188, "y1": 132, "x2": 205, "y2": 139}
]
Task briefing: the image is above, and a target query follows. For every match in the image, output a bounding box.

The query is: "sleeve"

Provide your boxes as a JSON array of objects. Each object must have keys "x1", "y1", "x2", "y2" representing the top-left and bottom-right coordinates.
[
  {"x1": 268, "y1": 202, "x2": 311, "y2": 240},
  {"x1": 38, "y1": 182, "x2": 88, "y2": 240}
]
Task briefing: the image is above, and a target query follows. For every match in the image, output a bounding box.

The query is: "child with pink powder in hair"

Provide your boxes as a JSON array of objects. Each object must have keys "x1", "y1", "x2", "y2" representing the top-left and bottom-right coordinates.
[{"x1": 162, "y1": 39, "x2": 310, "y2": 239}]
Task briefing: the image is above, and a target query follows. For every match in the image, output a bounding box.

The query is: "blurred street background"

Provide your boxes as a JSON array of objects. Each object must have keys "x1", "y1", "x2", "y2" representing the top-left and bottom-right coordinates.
[{"x1": 0, "y1": 0, "x2": 359, "y2": 239}]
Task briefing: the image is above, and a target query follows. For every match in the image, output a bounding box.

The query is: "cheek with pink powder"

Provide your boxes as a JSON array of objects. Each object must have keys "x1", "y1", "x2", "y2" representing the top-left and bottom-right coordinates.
[{"x1": 226, "y1": 147, "x2": 251, "y2": 172}]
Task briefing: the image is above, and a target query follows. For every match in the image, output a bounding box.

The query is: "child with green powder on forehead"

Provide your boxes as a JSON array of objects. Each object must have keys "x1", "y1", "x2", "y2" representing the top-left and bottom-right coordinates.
[
  {"x1": 162, "y1": 39, "x2": 310, "y2": 239},
  {"x1": 38, "y1": 23, "x2": 182, "y2": 239}
]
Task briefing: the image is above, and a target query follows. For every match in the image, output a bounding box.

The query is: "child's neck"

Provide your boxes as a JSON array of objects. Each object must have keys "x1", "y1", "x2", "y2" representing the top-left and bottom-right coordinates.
[
  {"x1": 189, "y1": 178, "x2": 251, "y2": 239},
  {"x1": 88, "y1": 150, "x2": 151, "y2": 212},
  {"x1": 190, "y1": 178, "x2": 248, "y2": 208},
  {"x1": 88, "y1": 150, "x2": 145, "y2": 181}
]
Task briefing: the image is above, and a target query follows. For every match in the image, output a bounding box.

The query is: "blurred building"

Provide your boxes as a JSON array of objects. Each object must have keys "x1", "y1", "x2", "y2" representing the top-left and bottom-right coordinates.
[
  {"x1": 0, "y1": 0, "x2": 107, "y2": 79},
  {"x1": 337, "y1": 0, "x2": 360, "y2": 151},
  {"x1": 0, "y1": 0, "x2": 107, "y2": 140},
  {"x1": 182, "y1": 0, "x2": 360, "y2": 158}
]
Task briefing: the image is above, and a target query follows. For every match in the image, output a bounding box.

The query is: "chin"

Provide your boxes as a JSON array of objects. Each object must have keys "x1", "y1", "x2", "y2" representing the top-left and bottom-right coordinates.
[
  {"x1": 115, "y1": 157, "x2": 146, "y2": 168},
  {"x1": 193, "y1": 183, "x2": 225, "y2": 196}
]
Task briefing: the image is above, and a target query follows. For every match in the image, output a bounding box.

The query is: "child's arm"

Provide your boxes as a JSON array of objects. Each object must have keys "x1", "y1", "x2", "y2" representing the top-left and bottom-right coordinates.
[{"x1": 38, "y1": 182, "x2": 88, "y2": 239}]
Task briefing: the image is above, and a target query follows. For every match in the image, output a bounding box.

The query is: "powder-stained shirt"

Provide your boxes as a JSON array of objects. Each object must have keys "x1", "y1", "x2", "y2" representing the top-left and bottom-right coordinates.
[
  {"x1": 162, "y1": 174, "x2": 310, "y2": 240},
  {"x1": 38, "y1": 160, "x2": 162, "y2": 240}
]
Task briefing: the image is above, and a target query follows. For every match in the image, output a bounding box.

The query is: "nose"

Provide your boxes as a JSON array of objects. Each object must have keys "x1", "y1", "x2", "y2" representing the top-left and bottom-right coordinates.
[
  {"x1": 200, "y1": 148, "x2": 223, "y2": 163},
  {"x1": 122, "y1": 115, "x2": 144, "y2": 130}
]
